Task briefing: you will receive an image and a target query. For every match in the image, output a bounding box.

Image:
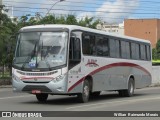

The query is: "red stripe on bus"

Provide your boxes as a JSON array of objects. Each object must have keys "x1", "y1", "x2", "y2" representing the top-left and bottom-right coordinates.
[
  {"x1": 67, "y1": 78, "x2": 84, "y2": 92},
  {"x1": 68, "y1": 62, "x2": 151, "y2": 92},
  {"x1": 90, "y1": 62, "x2": 151, "y2": 76}
]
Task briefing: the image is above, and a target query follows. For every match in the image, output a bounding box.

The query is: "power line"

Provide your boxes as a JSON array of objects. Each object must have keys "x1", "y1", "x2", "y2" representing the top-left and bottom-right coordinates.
[
  {"x1": 8, "y1": 9, "x2": 129, "y2": 20},
  {"x1": 4, "y1": 6, "x2": 160, "y2": 21},
  {"x1": 10, "y1": 9, "x2": 159, "y2": 18},
  {"x1": 3, "y1": 0, "x2": 160, "y2": 9},
  {"x1": 4, "y1": 4, "x2": 160, "y2": 12},
  {"x1": 3, "y1": 0, "x2": 160, "y2": 20},
  {"x1": 49, "y1": 0, "x2": 160, "y2": 4},
  {"x1": 3, "y1": 0, "x2": 160, "y2": 17},
  {"x1": 7, "y1": 8, "x2": 159, "y2": 22},
  {"x1": 61, "y1": 0, "x2": 160, "y2": 6},
  {"x1": 10, "y1": 8, "x2": 159, "y2": 15}
]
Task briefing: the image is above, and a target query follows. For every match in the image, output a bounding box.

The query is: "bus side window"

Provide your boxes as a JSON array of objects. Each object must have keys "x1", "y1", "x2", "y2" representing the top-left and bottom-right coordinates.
[
  {"x1": 96, "y1": 36, "x2": 109, "y2": 56},
  {"x1": 140, "y1": 44, "x2": 146, "y2": 60},
  {"x1": 69, "y1": 37, "x2": 81, "y2": 69},
  {"x1": 146, "y1": 45, "x2": 151, "y2": 60}
]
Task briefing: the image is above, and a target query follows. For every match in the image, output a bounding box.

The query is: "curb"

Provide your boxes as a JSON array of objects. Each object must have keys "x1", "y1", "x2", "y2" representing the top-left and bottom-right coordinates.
[{"x1": 0, "y1": 85, "x2": 12, "y2": 88}]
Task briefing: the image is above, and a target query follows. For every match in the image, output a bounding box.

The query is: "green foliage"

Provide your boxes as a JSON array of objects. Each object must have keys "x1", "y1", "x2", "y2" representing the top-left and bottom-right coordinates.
[
  {"x1": 152, "y1": 39, "x2": 160, "y2": 65},
  {"x1": 152, "y1": 48, "x2": 157, "y2": 60},
  {"x1": 66, "y1": 15, "x2": 77, "y2": 25},
  {"x1": 0, "y1": 13, "x2": 16, "y2": 57},
  {"x1": 16, "y1": 14, "x2": 99, "y2": 29},
  {"x1": 153, "y1": 39, "x2": 160, "y2": 61},
  {"x1": 0, "y1": 12, "x2": 17, "y2": 76},
  {"x1": 156, "y1": 39, "x2": 160, "y2": 59}
]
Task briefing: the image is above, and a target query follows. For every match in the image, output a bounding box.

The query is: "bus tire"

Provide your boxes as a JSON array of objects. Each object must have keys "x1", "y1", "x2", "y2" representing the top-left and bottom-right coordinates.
[
  {"x1": 36, "y1": 93, "x2": 48, "y2": 102},
  {"x1": 123, "y1": 78, "x2": 135, "y2": 97},
  {"x1": 77, "y1": 80, "x2": 90, "y2": 103}
]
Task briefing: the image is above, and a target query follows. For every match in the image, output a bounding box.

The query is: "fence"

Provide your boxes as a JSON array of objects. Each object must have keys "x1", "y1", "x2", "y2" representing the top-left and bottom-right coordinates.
[{"x1": 0, "y1": 72, "x2": 11, "y2": 86}]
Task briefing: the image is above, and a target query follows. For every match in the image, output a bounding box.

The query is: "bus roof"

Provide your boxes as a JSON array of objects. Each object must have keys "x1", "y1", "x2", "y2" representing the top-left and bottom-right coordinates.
[{"x1": 20, "y1": 24, "x2": 151, "y2": 44}]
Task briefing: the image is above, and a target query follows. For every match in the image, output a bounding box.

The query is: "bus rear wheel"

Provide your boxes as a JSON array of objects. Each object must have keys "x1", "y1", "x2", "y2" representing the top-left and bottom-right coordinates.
[
  {"x1": 118, "y1": 78, "x2": 134, "y2": 97},
  {"x1": 77, "y1": 80, "x2": 90, "y2": 103},
  {"x1": 36, "y1": 93, "x2": 48, "y2": 102}
]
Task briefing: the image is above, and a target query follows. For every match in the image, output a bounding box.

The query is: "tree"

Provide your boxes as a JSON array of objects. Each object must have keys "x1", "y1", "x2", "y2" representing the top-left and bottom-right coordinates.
[
  {"x1": 15, "y1": 14, "x2": 99, "y2": 29},
  {"x1": 38, "y1": 15, "x2": 56, "y2": 24},
  {"x1": 156, "y1": 39, "x2": 160, "y2": 59},
  {"x1": 152, "y1": 48, "x2": 157, "y2": 60},
  {"x1": 0, "y1": 11, "x2": 16, "y2": 76},
  {"x1": 78, "y1": 17, "x2": 100, "y2": 29},
  {"x1": 66, "y1": 15, "x2": 77, "y2": 25},
  {"x1": 55, "y1": 16, "x2": 66, "y2": 24}
]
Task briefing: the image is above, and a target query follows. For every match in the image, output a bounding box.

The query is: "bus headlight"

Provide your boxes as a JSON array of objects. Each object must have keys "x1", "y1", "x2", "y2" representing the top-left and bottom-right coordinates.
[
  {"x1": 52, "y1": 74, "x2": 66, "y2": 83},
  {"x1": 12, "y1": 74, "x2": 21, "y2": 82}
]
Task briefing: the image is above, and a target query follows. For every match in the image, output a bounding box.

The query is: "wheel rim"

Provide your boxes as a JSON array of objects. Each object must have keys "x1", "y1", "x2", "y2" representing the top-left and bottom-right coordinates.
[
  {"x1": 83, "y1": 85, "x2": 89, "y2": 97},
  {"x1": 129, "y1": 82, "x2": 134, "y2": 94}
]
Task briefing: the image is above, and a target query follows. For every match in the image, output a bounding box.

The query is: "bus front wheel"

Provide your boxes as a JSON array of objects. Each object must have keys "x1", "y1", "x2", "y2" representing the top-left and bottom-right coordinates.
[
  {"x1": 77, "y1": 80, "x2": 90, "y2": 103},
  {"x1": 36, "y1": 93, "x2": 48, "y2": 102}
]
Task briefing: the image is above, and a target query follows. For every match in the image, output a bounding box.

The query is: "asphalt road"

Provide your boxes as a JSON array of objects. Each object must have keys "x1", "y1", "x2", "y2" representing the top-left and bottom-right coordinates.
[{"x1": 0, "y1": 87, "x2": 160, "y2": 119}]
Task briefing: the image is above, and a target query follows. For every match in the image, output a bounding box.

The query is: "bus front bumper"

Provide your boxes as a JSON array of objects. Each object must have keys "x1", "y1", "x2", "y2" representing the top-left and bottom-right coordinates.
[{"x1": 12, "y1": 78, "x2": 68, "y2": 94}]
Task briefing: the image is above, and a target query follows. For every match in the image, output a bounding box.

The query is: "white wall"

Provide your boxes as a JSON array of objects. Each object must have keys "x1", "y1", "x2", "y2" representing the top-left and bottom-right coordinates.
[{"x1": 152, "y1": 66, "x2": 160, "y2": 85}]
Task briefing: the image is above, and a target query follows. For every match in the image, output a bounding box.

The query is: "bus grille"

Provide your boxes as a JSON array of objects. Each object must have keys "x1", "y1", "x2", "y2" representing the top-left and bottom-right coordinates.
[
  {"x1": 17, "y1": 71, "x2": 57, "y2": 76},
  {"x1": 23, "y1": 81, "x2": 49, "y2": 83},
  {"x1": 22, "y1": 85, "x2": 52, "y2": 92}
]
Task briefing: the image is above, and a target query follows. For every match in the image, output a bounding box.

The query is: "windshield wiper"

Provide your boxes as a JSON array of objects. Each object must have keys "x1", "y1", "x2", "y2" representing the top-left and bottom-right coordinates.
[{"x1": 21, "y1": 40, "x2": 38, "y2": 70}]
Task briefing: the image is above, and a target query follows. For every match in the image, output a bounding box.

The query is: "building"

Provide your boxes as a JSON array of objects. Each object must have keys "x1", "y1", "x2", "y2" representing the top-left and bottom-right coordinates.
[
  {"x1": 0, "y1": 0, "x2": 2, "y2": 6},
  {"x1": 0, "y1": 0, "x2": 2, "y2": 13},
  {"x1": 1, "y1": 2, "x2": 18, "y2": 24},
  {"x1": 96, "y1": 22, "x2": 124, "y2": 35},
  {"x1": 124, "y1": 19, "x2": 160, "y2": 48}
]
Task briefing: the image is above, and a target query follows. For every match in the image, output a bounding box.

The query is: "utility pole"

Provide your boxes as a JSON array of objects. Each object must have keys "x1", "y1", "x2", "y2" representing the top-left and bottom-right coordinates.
[
  {"x1": 0, "y1": 0, "x2": 2, "y2": 5},
  {"x1": 46, "y1": 0, "x2": 65, "y2": 16}
]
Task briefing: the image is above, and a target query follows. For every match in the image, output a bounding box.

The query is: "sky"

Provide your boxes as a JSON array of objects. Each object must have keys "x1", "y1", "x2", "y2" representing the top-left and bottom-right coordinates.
[{"x1": 2, "y1": 0, "x2": 160, "y2": 23}]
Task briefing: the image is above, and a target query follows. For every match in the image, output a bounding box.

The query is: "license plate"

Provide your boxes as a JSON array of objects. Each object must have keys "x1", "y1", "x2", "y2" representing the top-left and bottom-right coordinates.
[{"x1": 32, "y1": 90, "x2": 41, "y2": 94}]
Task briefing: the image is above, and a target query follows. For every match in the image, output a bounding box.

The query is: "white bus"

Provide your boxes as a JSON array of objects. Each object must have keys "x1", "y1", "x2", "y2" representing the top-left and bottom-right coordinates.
[{"x1": 12, "y1": 25, "x2": 152, "y2": 103}]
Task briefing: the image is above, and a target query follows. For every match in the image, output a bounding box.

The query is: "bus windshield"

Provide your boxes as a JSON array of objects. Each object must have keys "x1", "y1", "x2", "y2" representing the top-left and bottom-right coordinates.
[{"x1": 14, "y1": 31, "x2": 68, "y2": 70}]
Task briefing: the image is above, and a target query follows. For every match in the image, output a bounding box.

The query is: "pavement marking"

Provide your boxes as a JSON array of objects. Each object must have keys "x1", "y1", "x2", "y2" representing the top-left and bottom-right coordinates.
[
  {"x1": 136, "y1": 87, "x2": 160, "y2": 91},
  {"x1": 77, "y1": 97, "x2": 160, "y2": 111},
  {"x1": 66, "y1": 96, "x2": 160, "y2": 110},
  {"x1": 0, "y1": 95, "x2": 33, "y2": 100}
]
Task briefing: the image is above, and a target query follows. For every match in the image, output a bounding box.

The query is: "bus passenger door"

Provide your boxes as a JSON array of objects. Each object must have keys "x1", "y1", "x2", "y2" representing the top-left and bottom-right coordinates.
[
  {"x1": 68, "y1": 32, "x2": 83, "y2": 93},
  {"x1": 69, "y1": 36, "x2": 81, "y2": 69}
]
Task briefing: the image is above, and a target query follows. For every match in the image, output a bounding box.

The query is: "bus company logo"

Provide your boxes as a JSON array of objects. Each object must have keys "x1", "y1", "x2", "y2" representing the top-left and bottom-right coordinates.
[{"x1": 85, "y1": 59, "x2": 99, "y2": 67}]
